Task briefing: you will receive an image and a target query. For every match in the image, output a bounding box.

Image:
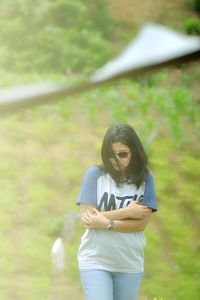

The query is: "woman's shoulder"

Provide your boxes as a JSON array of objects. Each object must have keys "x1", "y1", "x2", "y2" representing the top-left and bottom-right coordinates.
[
  {"x1": 144, "y1": 170, "x2": 155, "y2": 183},
  {"x1": 84, "y1": 165, "x2": 104, "y2": 177}
]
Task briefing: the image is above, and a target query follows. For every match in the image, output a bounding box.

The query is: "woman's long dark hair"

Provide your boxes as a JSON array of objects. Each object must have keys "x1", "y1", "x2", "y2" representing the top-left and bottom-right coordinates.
[{"x1": 101, "y1": 124, "x2": 148, "y2": 187}]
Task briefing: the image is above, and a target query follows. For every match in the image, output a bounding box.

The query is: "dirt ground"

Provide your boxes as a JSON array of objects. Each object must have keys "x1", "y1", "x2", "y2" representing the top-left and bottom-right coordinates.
[{"x1": 109, "y1": 0, "x2": 195, "y2": 29}]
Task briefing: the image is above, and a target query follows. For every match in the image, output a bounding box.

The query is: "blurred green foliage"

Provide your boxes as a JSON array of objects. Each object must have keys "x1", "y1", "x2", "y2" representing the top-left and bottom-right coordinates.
[
  {"x1": 193, "y1": 0, "x2": 200, "y2": 13},
  {"x1": 0, "y1": 88, "x2": 199, "y2": 299},
  {"x1": 0, "y1": 0, "x2": 113, "y2": 76},
  {"x1": 184, "y1": 17, "x2": 200, "y2": 34}
]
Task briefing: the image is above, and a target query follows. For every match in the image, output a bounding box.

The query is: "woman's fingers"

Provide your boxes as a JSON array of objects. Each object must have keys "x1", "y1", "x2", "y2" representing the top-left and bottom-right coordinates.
[
  {"x1": 82, "y1": 209, "x2": 98, "y2": 225},
  {"x1": 84, "y1": 224, "x2": 92, "y2": 228},
  {"x1": 127, "y1": 201, "x2": 150, "y2": 219},
  {"x1": 142, "y1": 207, "x2": 150, "y2": 217},
  {"x1": 81, "y1": 211, "x2": 92, "y2": 224},
  {"x1": 92, "y1": 207, "x2": 101, "y2": 215}
]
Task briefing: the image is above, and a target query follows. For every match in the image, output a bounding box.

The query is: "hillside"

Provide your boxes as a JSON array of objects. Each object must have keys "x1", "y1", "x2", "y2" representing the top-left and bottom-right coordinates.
[
  {"x1": 109, "y1": 0, "x2": 195, "y2": 29},
  {"x1": 109, "y1": 0, "x2": 200, "y2": 97},
  {"x1": 0, "y1": 1, "x2": 199, "y2": 300}
]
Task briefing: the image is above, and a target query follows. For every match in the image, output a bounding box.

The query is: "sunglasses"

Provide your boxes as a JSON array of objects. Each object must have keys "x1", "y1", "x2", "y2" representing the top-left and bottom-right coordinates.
[{"x1": 109, "y1": 151, "x2": 130, "y2": 159}]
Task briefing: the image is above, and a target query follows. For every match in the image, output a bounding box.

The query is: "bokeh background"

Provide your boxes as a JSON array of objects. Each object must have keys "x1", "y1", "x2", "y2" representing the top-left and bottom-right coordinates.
[{"x1": 0, "y1": 1, "x2": 199, "y2": 299}]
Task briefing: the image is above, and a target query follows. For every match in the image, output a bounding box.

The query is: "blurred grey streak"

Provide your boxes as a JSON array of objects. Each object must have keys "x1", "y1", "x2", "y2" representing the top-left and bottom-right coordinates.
[{"x1": 0, "y1": 23, "x2": 200, "y2": 114}]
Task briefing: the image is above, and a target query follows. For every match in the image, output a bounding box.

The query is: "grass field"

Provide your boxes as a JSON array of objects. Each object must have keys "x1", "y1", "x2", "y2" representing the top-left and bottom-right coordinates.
[
  {"x1": 0, "y1": 1, "x2": 200, "y2": 299},
  {"x1": 0, "y1": 85, "x2": 199, "y2": 299}
]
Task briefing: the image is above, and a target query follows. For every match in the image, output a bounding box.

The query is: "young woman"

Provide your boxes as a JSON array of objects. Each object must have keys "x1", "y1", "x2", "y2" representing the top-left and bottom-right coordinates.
[{"x1": 76, "y1": 124, "x2": 157, "y2": 300}]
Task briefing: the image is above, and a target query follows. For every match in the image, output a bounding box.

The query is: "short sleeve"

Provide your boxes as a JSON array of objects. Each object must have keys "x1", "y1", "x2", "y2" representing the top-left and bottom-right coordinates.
[
  {"x1": 142, "y1": 173, "x2": 157, "y2": 212},
  {"x1": 76, "y1": 166, "x2": 102, "y2": 206}
]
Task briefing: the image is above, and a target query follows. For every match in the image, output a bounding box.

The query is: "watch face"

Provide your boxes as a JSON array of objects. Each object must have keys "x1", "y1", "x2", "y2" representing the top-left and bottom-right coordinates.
[
  {"x1": 107, "y1": 224, "x2": 113, "y2": 231},
  {"x1": 106, "y1": 219, "x2": 115, "y2": 231}
]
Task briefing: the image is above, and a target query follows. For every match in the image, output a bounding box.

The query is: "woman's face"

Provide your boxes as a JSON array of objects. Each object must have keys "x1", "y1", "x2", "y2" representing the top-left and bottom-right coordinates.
[{"x1": 109, "y1": 142, "x2": 132, "y2": 170}]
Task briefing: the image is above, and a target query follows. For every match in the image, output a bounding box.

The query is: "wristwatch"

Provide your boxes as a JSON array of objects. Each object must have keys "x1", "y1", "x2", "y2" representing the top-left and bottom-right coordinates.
[{"x1": 106, "y1": 218, "x2": 115, "y2": 231}]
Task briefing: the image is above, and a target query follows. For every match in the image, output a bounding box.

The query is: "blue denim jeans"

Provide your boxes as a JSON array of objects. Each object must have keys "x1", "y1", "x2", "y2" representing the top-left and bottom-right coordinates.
[{"x1": 80, "y1": 269, "x2": 143, "y2": 300}]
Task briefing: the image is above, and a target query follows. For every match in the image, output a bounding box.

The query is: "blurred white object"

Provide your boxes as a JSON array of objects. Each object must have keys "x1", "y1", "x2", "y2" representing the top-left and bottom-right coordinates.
[
  {"x1": 0, "y1": 23, "x2": 199, "y2": 113},
  {"x1": 91, "y1": 23, "x2": 200, "y2": 82},
  {"x1": 51, "y1": 237, "x2": 66, "y2": 271}
]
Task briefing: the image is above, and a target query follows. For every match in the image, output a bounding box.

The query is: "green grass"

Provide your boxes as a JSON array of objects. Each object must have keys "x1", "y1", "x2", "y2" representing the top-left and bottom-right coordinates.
[{"x1": 0, "y1": 80, "x2": 199, "y2": 299}]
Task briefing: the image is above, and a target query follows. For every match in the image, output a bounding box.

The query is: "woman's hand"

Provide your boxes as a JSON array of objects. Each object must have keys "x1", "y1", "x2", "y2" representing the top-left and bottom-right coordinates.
[
  {"x1": 125, "y1": 201, "x2": 149, "y2": 219},
  {"x1": 81, "y1": 208, "x2": 109, "y2": 230}
]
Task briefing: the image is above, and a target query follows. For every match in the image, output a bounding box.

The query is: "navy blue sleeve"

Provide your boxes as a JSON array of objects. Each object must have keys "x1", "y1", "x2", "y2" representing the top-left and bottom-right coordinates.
[
  {"x1": 76, "y1": 166, "x2": 102, "y2": 206},
  {"x1": 142, "y1": 173, "x2": 157, "y2": 212}
]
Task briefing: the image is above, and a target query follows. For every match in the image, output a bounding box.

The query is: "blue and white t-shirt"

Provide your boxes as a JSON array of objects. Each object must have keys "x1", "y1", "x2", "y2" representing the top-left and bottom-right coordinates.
[{"x1": 76, "y1": 166, "x2": 157, "y2": 273}]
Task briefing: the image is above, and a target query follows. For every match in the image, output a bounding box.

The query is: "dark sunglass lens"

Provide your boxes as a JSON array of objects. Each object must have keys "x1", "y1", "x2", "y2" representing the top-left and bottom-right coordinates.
[{"x1": 117, "y1": 152, "x2": 128, "y2": 158}]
